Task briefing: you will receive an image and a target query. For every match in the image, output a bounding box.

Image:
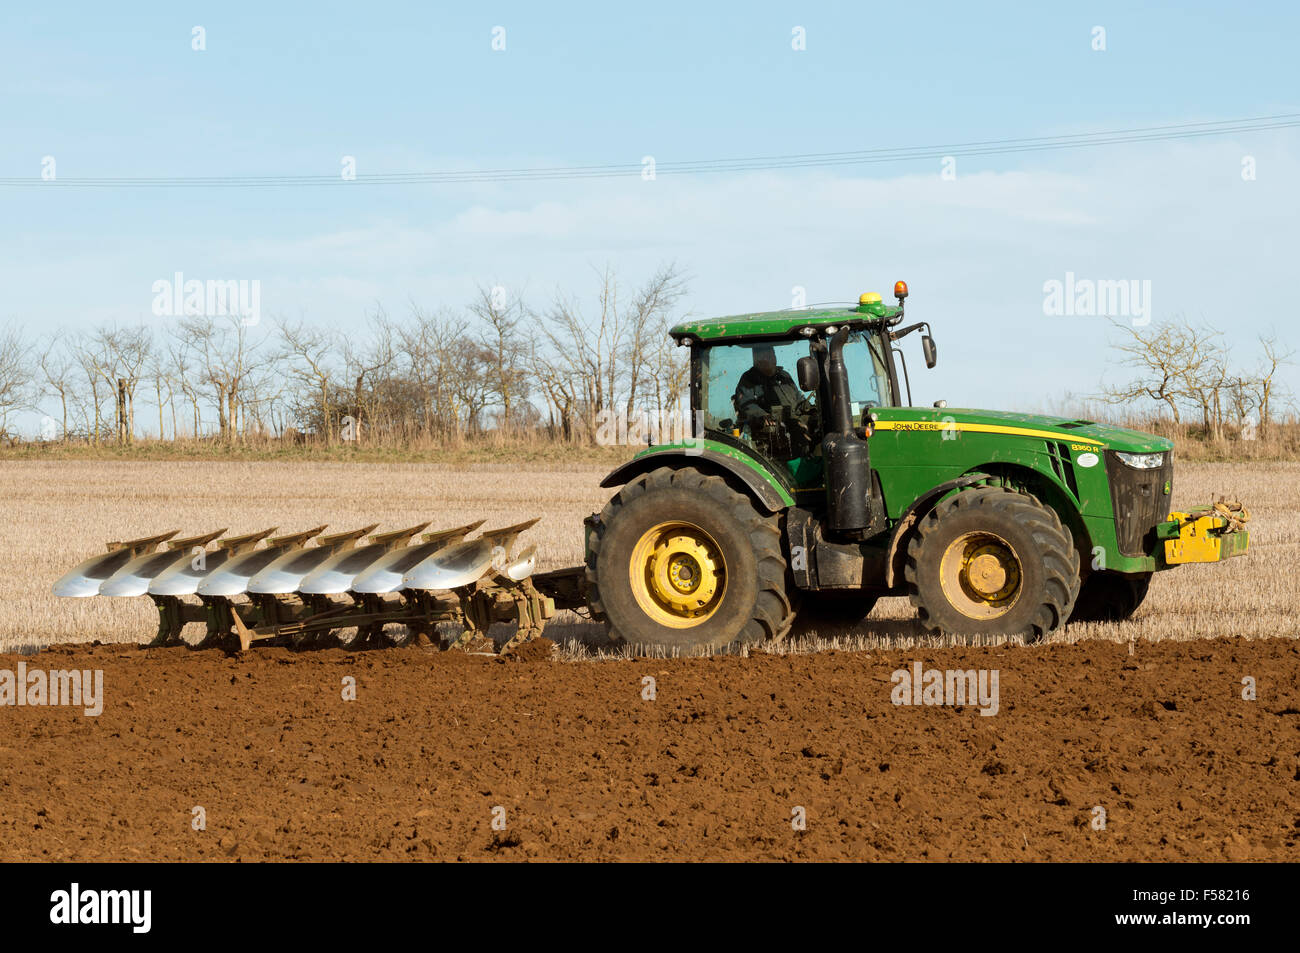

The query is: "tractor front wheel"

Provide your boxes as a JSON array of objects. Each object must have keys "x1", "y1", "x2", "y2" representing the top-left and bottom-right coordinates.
[
  {"x1": 586, "y1": 467, "x2": 795, "y2": 654},
  {"x1": 904, "y1": 486, "x2": 1079, "y2": 642}
]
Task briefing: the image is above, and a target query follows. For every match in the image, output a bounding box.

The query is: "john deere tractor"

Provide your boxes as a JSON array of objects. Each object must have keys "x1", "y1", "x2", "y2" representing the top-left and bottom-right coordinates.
[{"x1": 584, "y1": 282, "x2": 1249, "y2": 652}]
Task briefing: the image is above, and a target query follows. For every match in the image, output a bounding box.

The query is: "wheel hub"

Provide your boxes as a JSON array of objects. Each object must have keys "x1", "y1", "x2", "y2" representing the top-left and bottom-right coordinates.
[
  {"x1": 939, "y1": 532, "x2": 1022, "y2": 620},
  {"x1": 630, "y1": 522, "x2": 726, "y2": 627},
  {"x1": 966, "y1": 547, "x2": 1012, "y2": 598}
]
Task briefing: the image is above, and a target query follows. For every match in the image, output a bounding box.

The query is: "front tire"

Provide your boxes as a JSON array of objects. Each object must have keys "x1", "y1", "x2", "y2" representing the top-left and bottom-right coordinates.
[
  {"x1": 586, "y1": 467, "x2": 795, "y2": 654},
  {"x1": 904, "y1": 486, "x2": 1080, "y2": 642}
]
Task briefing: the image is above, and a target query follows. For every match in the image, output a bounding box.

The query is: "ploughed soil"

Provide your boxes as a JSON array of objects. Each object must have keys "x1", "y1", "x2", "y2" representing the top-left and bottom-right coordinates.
[{"x1": 1, "y1": 638, "x2": 1297, "y2": 861}]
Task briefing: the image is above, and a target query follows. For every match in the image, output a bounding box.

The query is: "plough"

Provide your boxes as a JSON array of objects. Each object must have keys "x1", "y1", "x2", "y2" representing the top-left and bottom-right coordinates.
[{"x1": 53, "y1": 520, "x2": 586, "y2": 654}]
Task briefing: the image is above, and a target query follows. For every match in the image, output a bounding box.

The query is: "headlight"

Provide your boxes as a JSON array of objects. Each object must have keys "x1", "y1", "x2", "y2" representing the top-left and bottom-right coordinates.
[{"x1": 1115, "y1": 451, "x2": 1165, "y2": 470}]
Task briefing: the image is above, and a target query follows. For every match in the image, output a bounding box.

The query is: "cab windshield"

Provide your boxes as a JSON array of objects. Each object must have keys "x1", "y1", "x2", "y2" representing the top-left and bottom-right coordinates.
[{"x1": 842, "y1": 330, "x2": 895, "y2": 422}]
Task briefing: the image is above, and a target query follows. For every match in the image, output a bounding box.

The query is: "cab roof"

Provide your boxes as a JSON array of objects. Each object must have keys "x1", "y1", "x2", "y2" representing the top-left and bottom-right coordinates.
[{"x1": 669, "y1": 298, "x2": 903, "y2": 344}]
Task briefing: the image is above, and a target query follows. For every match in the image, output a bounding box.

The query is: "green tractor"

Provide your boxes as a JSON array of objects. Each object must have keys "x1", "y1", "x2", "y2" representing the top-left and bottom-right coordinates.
[{"x1": 585, "y1": 283, "x2": 1249, "y2": 653}]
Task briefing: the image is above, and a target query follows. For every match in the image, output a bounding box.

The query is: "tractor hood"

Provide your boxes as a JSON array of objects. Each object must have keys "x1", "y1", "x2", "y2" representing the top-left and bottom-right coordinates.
[{"x1": 876, "y1": 407, "x2": 1174, "y2": 454}]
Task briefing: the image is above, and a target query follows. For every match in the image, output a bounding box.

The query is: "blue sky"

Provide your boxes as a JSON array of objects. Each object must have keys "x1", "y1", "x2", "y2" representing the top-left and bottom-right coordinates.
[{"x1": 2, "y1": 1, "x2": 1297, "y2": 421}]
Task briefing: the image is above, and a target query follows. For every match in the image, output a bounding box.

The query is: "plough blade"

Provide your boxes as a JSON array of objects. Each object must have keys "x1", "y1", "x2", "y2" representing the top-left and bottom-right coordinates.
[
  {"x1": 298, "y1": 522, "x2": 430, "y2": 595},
  {"x1": 52, "y1": 530, "x2": 180, "y2": 597},
  {"x1": 196, "y1": 527, "x2": 326, "y2": 597},
  {"x1": 403, "y1": 519, "x2": 539, "y2": 590},
  {"x1": 247, "y1": 524, "x2": 378, "y2": 594},
  {"x1": 351, "y1": 521, "x2": 485, "y2": 594},
  {"x1": 402, "y1": 538, "x2": 495, "y2": 590},
  {"x1": 148, "y1": 527, "x2": 278, "y2": 596},
  {"x1": 480, "y1": 518, "x2": 542, "y2": 549},
  {"x1": 98, "y1": 529, "x2": 228, "y2": 597}
]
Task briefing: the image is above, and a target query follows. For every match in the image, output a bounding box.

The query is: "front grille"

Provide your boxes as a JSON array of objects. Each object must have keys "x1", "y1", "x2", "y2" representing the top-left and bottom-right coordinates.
[{"x1": 1105, "y1": 451, "x2": 1173, "y2": 557}]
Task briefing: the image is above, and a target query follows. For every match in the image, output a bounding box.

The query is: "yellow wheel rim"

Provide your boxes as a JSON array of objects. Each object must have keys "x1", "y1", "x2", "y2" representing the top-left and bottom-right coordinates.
[
  {"x1": 939, "y1": 531, "x2": 1022, "y2": 621},
  {"x1": 628, "y1": 521, "x2": 727, "y2": 628}
]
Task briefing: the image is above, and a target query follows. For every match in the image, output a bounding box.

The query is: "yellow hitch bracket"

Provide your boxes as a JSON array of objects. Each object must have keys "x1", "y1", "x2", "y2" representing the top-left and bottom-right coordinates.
[{"x1": 1164, "y1": 508, "x2": 1249, "y2": 564}]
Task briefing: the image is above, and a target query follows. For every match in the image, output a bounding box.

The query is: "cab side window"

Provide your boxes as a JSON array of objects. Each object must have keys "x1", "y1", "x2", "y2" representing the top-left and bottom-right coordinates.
[{"x1": 700, "y1": 341, "x2": 818, "y2": 461}]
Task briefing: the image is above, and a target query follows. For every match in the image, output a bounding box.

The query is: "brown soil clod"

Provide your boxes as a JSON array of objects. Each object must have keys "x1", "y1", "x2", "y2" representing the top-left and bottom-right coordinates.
[{"x1": 503, "y1": 637, "x2": 556, "y2": 662}]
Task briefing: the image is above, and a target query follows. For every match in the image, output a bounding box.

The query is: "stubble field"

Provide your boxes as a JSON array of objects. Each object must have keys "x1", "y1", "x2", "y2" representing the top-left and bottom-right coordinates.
[
  {"x1": 3, "y1": 459, "x2": 1294, "y2": 651},
  {"x1": 0, "y1": 459, "x2": 1295, "y2": 860}
]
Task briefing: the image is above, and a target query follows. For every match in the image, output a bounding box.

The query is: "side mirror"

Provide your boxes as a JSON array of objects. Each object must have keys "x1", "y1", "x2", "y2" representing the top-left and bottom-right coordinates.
[
  {"x1": 796, "y1": 355, "x2": 820, "y2": 392},
  {"x1": 921, "y1": 335, "x2": 937, "y2": 369}
]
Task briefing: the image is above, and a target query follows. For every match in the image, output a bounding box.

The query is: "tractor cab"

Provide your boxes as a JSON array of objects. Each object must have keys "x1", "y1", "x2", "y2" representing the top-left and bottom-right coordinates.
[
  {"x1": 696, "y1": 328, "x2": 894, "y2": 464},
  {"x1": 674, "y1": 285, "x2": 937, "y2": 535}
]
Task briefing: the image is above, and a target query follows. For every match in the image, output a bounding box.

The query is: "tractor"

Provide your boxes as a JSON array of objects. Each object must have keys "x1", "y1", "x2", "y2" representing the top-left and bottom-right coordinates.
[
  {"x1": 53, "y1": 283, "x2": 1248, "y2": 656},
  {"x1": 582, "y1": 282, "x2": 1249, "y2": 652}
]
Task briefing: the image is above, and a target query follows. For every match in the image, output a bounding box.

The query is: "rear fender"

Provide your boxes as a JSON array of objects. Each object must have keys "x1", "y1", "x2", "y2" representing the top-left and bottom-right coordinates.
[{"x1": 600, "y1": 448, "x2": 794, "y2": 513}]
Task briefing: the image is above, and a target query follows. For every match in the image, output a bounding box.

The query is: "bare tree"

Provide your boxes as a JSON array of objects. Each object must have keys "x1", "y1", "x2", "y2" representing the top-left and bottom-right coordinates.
[
  {"x1": 277, "y1": 316, "x2": 340, "y2": 442},
  {"x1": 178, "y1": 315, "x2": 260, "y2": 442},
  {"x1": 397, "y1": 304, "x2": 471, "y2": 441},
  {"x1": 0, "y1": 323, "x2": 32, "y2": 442},
  {"x1": 37, "y1": 331, "x2": 76, "y2": 442},
  {"x1": 1172, "y1": 322, "x2": 1229, "y2": 439},
  {"x1": 529, "y1": 333, "x2": 579, "y2": 441},
  {"x1": 70, "y1": 333, "x2": 109, "y2": 444},
  {"x1": 470, "y1": 285, "x2": 530, "y2": 433},
  {"x1": 91, "y1": 324, "x2": 152, "y2": 443},
  {"x1": 620, "y1": 264, "x2": 687, "y2": 420},
  {"x1": 144, "y1": 348, "x2": 176, "y2": 441},
  {"x1": 341, "y1": 306, "x2": 395, "y2": 444},
  {"x1": 165, "y1": 335, "x2": 202, "y2": 439},
  {"x1": 542, "y1": 264, "x2": 623, "y2": 441},
  {"x1": 646, "y1": 311, "x2": 691, "y2": 429},
  {"x1": 1225, "y1": 375, "x2": 1258, "y2": 435},
  {"x1": 1102, "y1": 318, "x2": 1214, "y2": 425},
  {"x1": 1254, "y1": 331, "x2": 1295, "y2": 438},
  {"x1": 450, "y1": 339, "x2": 494, "y2": 434}
]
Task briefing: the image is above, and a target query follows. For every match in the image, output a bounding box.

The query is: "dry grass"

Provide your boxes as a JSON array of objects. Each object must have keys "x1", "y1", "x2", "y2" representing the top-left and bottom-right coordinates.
[{"x1": 2, "y1": 460, "x2": 1295, "y2": 652}]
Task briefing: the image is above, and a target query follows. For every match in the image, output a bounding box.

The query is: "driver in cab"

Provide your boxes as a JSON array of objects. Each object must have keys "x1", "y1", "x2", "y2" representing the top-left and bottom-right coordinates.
[{"x1": 733, "y1": 345, "x2": 815, "y2": 459}]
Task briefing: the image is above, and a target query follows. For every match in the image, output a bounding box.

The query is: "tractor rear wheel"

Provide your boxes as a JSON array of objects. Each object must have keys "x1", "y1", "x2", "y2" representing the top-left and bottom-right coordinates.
[
  {"x1": 1069, "y1": 571, "x2": 1152, "y2": 622},
  {"x1": 904, "y1": 486, "x2": 1079, "y2": 642},
  {"x1": 586, "y1": 467, "x2": 795, "y2": 654}
]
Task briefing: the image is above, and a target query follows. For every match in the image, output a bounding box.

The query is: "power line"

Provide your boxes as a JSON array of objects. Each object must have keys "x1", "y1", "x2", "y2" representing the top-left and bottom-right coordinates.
[{"x1": 5, "y1": 113, "x2": 1296, "y2": 188}]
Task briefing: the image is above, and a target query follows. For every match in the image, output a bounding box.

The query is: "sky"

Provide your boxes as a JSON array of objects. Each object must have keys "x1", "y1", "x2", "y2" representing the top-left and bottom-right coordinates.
[{"x1": 1, "y1": 1, "x2": 1297, "y2": 429}]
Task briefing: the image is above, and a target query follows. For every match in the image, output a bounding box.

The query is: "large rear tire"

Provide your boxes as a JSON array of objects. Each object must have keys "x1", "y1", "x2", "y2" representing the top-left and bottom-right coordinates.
[
  {"x1": 1069, "y1": 571, "x2": 1152, "y2": 623},
  {"x1": 904, "y1": 486, "x2": 1079, "y2": 642},
  {"x1": 585, "y1": 467, "x2": 795, "y2": 654}
]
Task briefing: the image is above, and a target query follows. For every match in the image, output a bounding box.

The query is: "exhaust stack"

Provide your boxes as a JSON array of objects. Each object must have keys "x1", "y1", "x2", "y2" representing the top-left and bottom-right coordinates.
[{"x1": 821, "y1": 326, "x2": 877, "y2": 537}]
